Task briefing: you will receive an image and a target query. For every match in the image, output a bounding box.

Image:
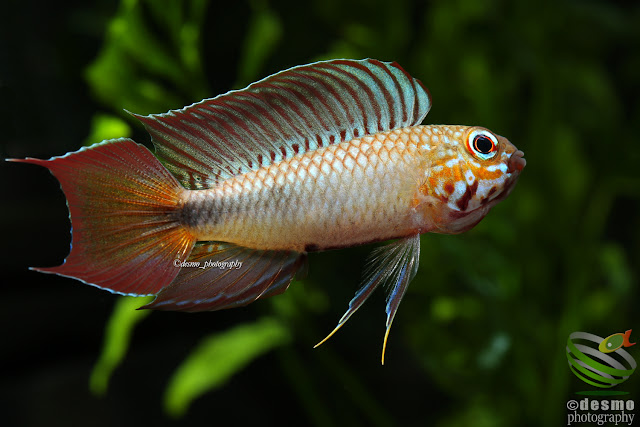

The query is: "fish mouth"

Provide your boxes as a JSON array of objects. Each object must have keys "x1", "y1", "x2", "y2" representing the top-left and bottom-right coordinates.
[{"x1": 507, "y1": 150, "x2": 526, "y2": 173}]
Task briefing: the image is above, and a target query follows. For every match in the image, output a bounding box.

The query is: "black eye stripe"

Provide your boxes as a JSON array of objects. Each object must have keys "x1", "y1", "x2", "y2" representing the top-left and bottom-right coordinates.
[{"x1": 473, "y1": 135, "x2": 494, "y2": 154}]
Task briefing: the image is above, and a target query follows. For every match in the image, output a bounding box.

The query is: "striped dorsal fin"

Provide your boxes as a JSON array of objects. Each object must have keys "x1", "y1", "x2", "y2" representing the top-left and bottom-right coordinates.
[{"x1": 134, "y1": 59, "x2": 432, "y2": 189}]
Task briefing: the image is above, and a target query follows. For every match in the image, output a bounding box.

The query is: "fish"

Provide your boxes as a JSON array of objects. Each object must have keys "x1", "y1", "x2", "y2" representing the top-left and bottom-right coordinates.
[
  {"x1": 9, "y1": 59, "x2": 525, "y2": 364},
  {"x1": 599, "y1": 330, "x2": 636, "y2": 353}
]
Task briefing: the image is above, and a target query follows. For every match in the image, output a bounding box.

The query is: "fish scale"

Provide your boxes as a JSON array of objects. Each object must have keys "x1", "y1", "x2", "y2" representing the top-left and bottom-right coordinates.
[
  {"x1": 184, "y1": 126, "x2": 431, "y2": 252},
  {"x1": 10, "y1": 59, "x2": 525, "y2": 363}
]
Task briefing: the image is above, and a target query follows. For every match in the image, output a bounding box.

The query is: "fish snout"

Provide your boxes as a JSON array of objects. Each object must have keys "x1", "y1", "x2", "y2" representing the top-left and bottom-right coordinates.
[{"x1": 507, "y1": 150, "x2": 526, "y2": 173}]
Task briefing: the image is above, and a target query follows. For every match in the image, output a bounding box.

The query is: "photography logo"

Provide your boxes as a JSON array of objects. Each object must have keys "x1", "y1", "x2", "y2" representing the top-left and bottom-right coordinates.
[
  {"x1": 567, "y1": 330, "x2": 636, "y2": 389},
  {"x1": 565, "y1": 330, "x2": 637, "y2": 425}
]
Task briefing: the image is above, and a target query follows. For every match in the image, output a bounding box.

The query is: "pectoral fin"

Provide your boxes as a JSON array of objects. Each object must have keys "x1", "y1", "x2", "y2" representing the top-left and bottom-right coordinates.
[{"x1": 315, "y1": 235, "x2": 421, "y2": 364}]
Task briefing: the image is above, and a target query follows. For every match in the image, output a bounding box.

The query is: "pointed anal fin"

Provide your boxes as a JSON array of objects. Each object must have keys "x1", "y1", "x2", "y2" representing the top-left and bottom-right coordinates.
[{"x1": 143, "y1": 242, "x2": 306, "y2": 312}]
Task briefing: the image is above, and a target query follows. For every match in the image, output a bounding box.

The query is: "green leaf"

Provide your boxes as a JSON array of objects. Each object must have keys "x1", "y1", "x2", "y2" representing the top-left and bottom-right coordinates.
[
  {"x1": 84, "y1": 113, "x2": 132, "y2": 146},
  {"x1": 85, "y1": 0, "x2": 209, "y2": 114},
  {"x1": 164, "y1": 317, "x2": 291, "y2": 417},
  {"x1": 599, "y1": 243, "x2": 633, "y2": 295},
  {"x1": 90, "y1": 296, "x2": 153, "y2": 395},
  {"x1": 234, "y1": 0, "x2": 283, "y2": 87}
]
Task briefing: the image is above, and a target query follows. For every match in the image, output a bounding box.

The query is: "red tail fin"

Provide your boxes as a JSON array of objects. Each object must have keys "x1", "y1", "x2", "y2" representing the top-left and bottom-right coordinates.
[{"x1": 10, "y1": 139, "x2": 196, "y2": 296}]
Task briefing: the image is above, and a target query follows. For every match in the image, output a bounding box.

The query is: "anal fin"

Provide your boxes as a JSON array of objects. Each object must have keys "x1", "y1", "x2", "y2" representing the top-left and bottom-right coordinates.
[{"x1": 143, "y1": 242, "x2": 306, "y2": 312}]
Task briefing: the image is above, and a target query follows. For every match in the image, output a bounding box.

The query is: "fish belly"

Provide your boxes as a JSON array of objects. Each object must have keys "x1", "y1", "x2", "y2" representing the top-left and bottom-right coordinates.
[{"x1": 183, "y1": 128, "x2": 429, "y2": 252}]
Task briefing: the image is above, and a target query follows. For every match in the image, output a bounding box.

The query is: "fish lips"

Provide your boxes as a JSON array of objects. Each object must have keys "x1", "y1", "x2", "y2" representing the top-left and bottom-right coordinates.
[
  {"x1": 496, "y1": 149, "x2": 525, "y2": 201},
  {"x1": 507, "y1": 150, "x2": 526, "y2": 173}
]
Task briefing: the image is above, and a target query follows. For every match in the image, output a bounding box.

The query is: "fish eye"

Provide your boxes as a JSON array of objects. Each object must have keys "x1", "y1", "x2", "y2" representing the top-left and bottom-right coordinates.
[
  {"x1": 467, "y1": 129, "x2": 498, "y2": 160},
  {"x1": 474, "y1": 136, "x2": 493, "y2": 154}
]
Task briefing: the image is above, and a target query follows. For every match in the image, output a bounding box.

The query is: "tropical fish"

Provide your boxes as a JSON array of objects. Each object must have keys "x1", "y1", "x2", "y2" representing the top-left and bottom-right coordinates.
[
  {"x1": 599, "y1": 330, "x2": 636, "y2": 353},
  {"x1": 10, "y1": 59, "x2": 525, "y2": 363}
]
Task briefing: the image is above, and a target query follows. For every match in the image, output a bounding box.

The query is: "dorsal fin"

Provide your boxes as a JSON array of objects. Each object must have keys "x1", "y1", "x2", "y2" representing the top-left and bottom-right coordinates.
[{"x1": 133, "y1": 59, "x2": 431, "y2": 189}]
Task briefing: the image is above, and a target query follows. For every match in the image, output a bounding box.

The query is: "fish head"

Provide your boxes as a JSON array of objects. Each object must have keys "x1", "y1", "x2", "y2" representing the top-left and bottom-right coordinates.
[{"x1": 416, "y1": 125, "x2": 525, "y2": 234}]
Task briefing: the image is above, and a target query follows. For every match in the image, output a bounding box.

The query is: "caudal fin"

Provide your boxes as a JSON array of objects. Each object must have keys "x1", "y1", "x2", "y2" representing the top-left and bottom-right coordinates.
[{"x1": 9, "y1": 138, "x2": 196, "y2": 296}]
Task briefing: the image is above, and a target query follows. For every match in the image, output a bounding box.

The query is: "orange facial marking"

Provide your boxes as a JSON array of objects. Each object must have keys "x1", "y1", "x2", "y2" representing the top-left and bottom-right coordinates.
[
  {"x1": 474, "y1": 167, "x2": 504, "y2": 181},
  {"x1": 451, "y1": 166, "x2": 463, "y2": 183},
  {"x1": 426, "y1": 176, "x2": 438, "y2": 190},
  {"x1": 422, "y1": 177, "x2": 447, "y2": 202}
]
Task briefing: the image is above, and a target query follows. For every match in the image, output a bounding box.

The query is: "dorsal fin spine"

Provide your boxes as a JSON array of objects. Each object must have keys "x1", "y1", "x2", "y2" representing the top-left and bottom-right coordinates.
[
  {"x1": 164, "y1": 114, "x2": 238, "y2": 178},
  {"x1": 198, "y1": 103, "x2": 262, "y2": 152},
  {"x1": 236, "y1": 88, "x2": 327, "y2": 161},
  {"x1": 370, "y1": 59, "x2": 404, "y2": 128},
  {"x1": 331, "y1": 60, "x2": 389, "y2": 131},
  {"x1": 140, "y1": 115, "x2": 212, "y2": 172},
  {"x1": 275, "y1": 76, "x2": 338, "y2": 134},
  {"x1": 203, "y1": 98, "x2": 276, "y2": 161},
  {"x1": 264, "y1": 81, "x2": 331, "y2": 142},
  {"x1": 329, "y1": 60, "x2": 397, "y2": 132},
  {"x1": 185, "y1": 106, "x2": 257, "y2": 176},
  {"x1": 230, "y1": 92, "x2": 299, "y2": 162},
  {"x1": 318, "y1": 64, "x2": 370, "y2": 133},
  {"x1": 187, "y1": 108, "x2": 255, "y2": 172},
  {"x1": 223, "y1": 101, "x2": 283, "y2": 165},
  {"x1": 252, "y1": 84, "x2": 312, "y2": 146},
  {"x1": 291, "y1": 69, "x2": 357, "y2": 128}
]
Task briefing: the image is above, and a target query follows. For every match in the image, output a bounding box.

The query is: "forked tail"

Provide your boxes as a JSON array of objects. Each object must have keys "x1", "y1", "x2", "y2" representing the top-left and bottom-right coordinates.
[{"x1": 10, "y1": 138, "x2": 196, "y2": 296}]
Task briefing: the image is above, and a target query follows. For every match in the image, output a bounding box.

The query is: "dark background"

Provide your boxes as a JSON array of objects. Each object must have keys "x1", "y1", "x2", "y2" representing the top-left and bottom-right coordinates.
[{"x1": 2, "y1": 0, "x2": 639, "y2": 425}]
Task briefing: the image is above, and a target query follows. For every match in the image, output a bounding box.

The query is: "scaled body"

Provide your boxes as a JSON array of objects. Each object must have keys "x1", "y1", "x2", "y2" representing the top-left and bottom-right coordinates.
[
  {"x1": 184, "y1": 124, "x2": 522, "y2": 253},
  {"x1": 185, "y1": 126, "x2": 426, "y2": 252}
]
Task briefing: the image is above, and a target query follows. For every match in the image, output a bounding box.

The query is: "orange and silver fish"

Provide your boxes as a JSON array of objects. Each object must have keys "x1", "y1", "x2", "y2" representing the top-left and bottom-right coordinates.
[{"x1": 10, "y1": 59, "x2": 525, "y2": 363}]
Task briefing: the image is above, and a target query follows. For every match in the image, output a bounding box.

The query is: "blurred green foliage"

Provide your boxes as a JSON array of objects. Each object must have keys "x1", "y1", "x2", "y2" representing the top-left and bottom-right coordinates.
[
  {"x1": 85, "y1": 0, "x2": 210, "y2": 113},
  {"x1": 89, "y1": 295, "x2": 153, "y2": 395},
  {"x1": 164, "y1": 317, "x2": 290, "y2": 417},
  {"x1": 83, "y1": 113, "x2": 131, "y2": 146},
  {"x1": 82, "y1": 0, "x2": 639, "y2": 425}
]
